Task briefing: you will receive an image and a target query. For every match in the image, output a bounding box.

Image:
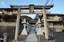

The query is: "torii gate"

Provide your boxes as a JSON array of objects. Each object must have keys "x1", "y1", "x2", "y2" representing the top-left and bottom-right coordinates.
[
  {"x1": 0, "y1": 4, "x2": 53, "y2": 41},
  {"x1": 12, "y1": 4, "x2": 53, "y2": 41}
]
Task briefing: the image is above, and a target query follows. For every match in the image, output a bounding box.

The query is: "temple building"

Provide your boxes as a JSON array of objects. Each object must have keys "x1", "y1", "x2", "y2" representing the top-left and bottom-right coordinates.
[{"x1": 0, "y1": 4, "x2": 64, "y2": 42}]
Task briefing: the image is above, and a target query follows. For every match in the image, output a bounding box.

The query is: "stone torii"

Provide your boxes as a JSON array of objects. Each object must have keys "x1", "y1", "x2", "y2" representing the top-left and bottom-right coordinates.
[
  {"x1": 0, "y1": 4, "x2": 53, "y2": 41},
  {"x1": 13, "y1": 4, "x2": 53, "y2": 41}
]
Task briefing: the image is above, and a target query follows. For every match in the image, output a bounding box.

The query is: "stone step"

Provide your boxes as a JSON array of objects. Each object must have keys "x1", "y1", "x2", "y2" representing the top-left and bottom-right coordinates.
[{"x1": 12, "y1": 40, "x2": 25, "y2": 42}]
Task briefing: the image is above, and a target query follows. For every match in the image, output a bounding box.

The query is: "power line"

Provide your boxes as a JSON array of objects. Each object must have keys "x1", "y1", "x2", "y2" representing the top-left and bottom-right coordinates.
[
  {"x1": 44, "y1": 0, "x2": 53, "y2": 5},
  {"x1": 45, "y1": 0, "x2": 50, "y2": 5}
]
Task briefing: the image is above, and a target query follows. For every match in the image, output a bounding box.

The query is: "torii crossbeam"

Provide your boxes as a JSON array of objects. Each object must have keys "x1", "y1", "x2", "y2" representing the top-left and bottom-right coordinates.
[{"x1": 0, "y1": 4, "x2": 53, "y2": 14}]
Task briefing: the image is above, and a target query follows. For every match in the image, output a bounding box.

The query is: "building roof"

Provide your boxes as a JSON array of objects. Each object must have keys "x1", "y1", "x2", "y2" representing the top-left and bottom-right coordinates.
[
  {"x1": 0, "y1": 8, "x2": 18, "y2": 10},
  {"x1": 47, "y1": 13, "x2": 64, "y2": 16}
]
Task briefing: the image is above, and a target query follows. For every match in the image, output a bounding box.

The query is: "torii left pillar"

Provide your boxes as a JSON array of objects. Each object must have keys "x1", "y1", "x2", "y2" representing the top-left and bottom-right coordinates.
[{"x1": 14, "y1": 14, "x2": 20, "y2": 41}]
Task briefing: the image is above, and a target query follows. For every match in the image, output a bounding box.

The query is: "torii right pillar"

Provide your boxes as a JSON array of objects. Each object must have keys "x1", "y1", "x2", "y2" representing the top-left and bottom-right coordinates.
[
  {"x1": 43, "y1": 7, "x2": 49, "y2": 40},
  {"x1": 42, "y1": 5, "x2": 53, "y2": 40}
]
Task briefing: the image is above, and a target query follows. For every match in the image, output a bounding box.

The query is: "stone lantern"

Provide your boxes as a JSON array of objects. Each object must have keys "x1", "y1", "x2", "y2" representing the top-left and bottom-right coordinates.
[{"x1": 20, "y1": 18, "x2": 27, "y2": 35}]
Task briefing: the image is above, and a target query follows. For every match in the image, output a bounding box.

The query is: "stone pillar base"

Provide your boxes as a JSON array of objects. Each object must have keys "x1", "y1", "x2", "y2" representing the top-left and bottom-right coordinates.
[{"x1": 13, "y1": 40, "x2": 24, "y2": 42}]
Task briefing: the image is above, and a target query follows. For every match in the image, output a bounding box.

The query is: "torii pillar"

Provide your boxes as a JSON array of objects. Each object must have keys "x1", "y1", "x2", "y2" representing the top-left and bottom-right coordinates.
[
  {"x1": 14, "y1": 14, "x2": 20, "y2": 41},
  {"x1": 43, "y1": 7, "x2": 49, "y2": 40},
  {"x1": 14, "y1": 8, "x2": 20, "y2": 41},
  {"x1": 42, "y1": 5, "x2": 53, "y2": 40}
]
